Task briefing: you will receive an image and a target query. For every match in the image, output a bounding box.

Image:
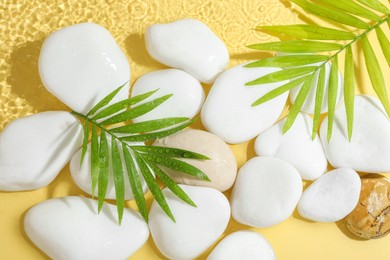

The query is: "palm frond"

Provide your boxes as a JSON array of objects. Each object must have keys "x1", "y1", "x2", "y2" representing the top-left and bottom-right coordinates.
[
  {"x1": 71, "y1": 86, "x2": 209, "y2": 223},
  {"x1": 247, "y1": 0, "x2": 390, "y2": 140}
]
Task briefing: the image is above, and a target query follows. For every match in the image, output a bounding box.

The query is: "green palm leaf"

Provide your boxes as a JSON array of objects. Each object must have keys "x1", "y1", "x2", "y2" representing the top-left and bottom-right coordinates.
[
  {"x1": 247, "y1": 40, "x2": 342, "y2": 52},
  {"x1": 87, "y1": 83, "x2": 127, "y2": 117},
  {"x1": 327, "y1": 56, "x2": 339, "y2": 142},
  {"x1": 100, "y1": 94, "x2": 173, "y2": 125},
  {"x1": 149, "y1": 163, "x2": 196, "y2": 207},
  {"x1": 251, "y1": 75, "x2": 311, "y2": 106},
  {"x1": 248, "y1": 0, "x2": 390, "y2": 139},
  {"x1": 72, "y1": 87, "x2": 209, "y2": 224},
  {"x1": 375, "y1": 26, "x2": 390, "y2": 66},
  {"x1": 246, "y1": 66, "x2": 317, "y2": 85},
  {"x1": 283, "y1": 73, "x2": 316, "y2": 133},
  {"x1": 111, "y1": 139, "x2": 125, "y2": 224},
  {"x1": 245, "y1": 55, "x2": 329, "y2": 68},
  {"x1": 362, "y1": 35, "x2": 390, "y2": 116},
  {"x1": 131, "y1": 146, "x2": 210, "y2": 160},
  {"x1": 92, "y1": 89, "x2": 158, "y2": 120},
  {"x1": 142, "y1": 155, "x2": 210, "y2": 181},
  {"x1": 356, "y1": 0, "x2": 390, "y2": 14},
  {"x1": 312, "y1": 66, "x2": 326, "y2": 140},
  {"x1": 90, "y1": 124, "x2": 99, "y2": 197},
  {"x1": 135, "y1": 152, "x2": 175, "y2": 222},
  {"x1": 80, "y1": 120, "x2": 89, "y2": 166},
  {"x1": 110, "y1": 117, "x2": 188, "y2": 134},
  {"x1": 318, "y1": 0, "x2": 381, "y2": 21},
  {"x1": 257, "y1": 25, "x2": 356, "y2": 40},
  {"x1": 291, "y1": 0, "x2": 370, "y2": 29},
  {"x1": 119, "y1": 118, "x2": 197, "y2": 142},
  {"x1": 122, "y1": 146, "x2": 148, "y2": 222},
  {"x1": 344, "y1": 45, "x2": 355, "y2": 141},
  {"x1": 97, "y1": 130, "x2": 109, "y2": 212}
]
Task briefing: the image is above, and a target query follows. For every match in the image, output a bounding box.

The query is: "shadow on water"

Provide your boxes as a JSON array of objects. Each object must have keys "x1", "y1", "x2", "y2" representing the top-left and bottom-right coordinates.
[
  {"x1": 124, "y1": 33, "x2": 167, "y2": 71},
  {"x1": 6, "y1": 39, "x2": 68, "y2": 114}
]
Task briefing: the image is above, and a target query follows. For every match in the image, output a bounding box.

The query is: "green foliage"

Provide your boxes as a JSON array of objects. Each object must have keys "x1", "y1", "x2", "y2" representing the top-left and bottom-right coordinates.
[
  {"x1": 247, "y1": 0, "x2": 390, "y2": 140},
  {"x1": 72, "y1": 86, "x2": 209, "y2": 224}
]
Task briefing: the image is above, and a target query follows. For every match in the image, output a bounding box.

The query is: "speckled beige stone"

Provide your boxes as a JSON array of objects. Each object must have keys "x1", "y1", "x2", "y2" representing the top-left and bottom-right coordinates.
[
  {"x1": 345, "y1": 174, "x2": 390, "y2": 239},
  {"x1": 153, "y1": 129, "x2": 237, "y2": 192}
]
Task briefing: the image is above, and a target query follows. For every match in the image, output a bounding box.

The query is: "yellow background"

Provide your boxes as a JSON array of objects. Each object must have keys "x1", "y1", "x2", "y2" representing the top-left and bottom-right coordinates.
[{"x1": 1, "y1": 0, "x2": 390, "y2": 259}]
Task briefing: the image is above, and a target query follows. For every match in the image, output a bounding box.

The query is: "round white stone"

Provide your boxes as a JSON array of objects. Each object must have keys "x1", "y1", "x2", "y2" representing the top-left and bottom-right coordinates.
[
  {"x1": 289, "y1": 61, "x2": 344, "y2": 114},
  {"x1": 207, "y1": 230, "x2": 276, "y2": 260},
  {"x1": 24, "y1": 196, "x2": 149, "y2": 260},
  {"x1": 297, "y1": 168, "x2": 361, "y2": 222},
  {"x1": 320, "y1": 95, "x2": 390, "y2": 172},
  {"x1": 149, "y1": 185, "x2": 230, "y2": 259},
  {"x1": 255, "y1": 113, "x2": 327, "y2": 180},
  {"x1": 70, "y1": 140, "x2": 147, "y2": 200},
  {"x1": 131, "y1": 69, "x2": 205, "y2": 123},
  {"x1": 231, "y1": 156, "x2": 302, "y2": 228},
  {"x1": 0, "y1": 111, "x2": 82, "y2": 191},
  {"x1": 201, "y1": 63, "x2": 289, "y2": 144},
  {"x1": 39, "y1": 22, "x2": 130, "y2": 114},
  {"x1": 145, "y1": 18, "x2": 229, "y2": 84},
  {"x1": 153, "y1": 129, "x2": 237, "y2": 192}
]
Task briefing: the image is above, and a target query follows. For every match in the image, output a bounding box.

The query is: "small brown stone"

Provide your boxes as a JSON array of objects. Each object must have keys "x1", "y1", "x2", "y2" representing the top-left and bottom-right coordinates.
[{"x1": 345, "y1": 174, "x2": 390, "y2": 239}]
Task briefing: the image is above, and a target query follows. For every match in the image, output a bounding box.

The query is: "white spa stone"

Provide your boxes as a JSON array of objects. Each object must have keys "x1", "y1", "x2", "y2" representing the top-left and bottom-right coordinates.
[
  {"x1": 145, "y1": 18, "x2": 229, "y2": 84},
  {"x1": 39, "y1": 22, "x2": 130, "y2": 114},
  {"x1": 289, "y1": 61, "x2": 344, "y2": 114},
  {"x1": 70, "y1": 140, "x2": 147, "y2": 200},
  {"x1": 0, "y1": 111, "x2": 82, "y2": 191},
  {"x1": 320, "y1": 95, "x2": 390, "y2": 173},
  {"x1": 201, "y1": 63, "x2": 289, "y2": 144},
  {"x1": 297, "y1": 168, "x2": 361, "y2": 222},
  {"x1": 153, "y1": 129, "x2": 237, "y2": 192},
  {"x1": 24, "y1": 196, "x2": 149, "y2": 260},
  {"x1": 231, "y1": 156, "x2": 302, "y2": 228},
  {"x1": 149, "y1": 185, "x2": 230, "y2": 259},
  {"x1": 207, "y1": 230, "x2": 276, "y2": 260},
  {"x1": 130, "y1": 69, "x2": 204, "y2": 123},
  {"x1": 255, "y1": 113, "x2": 327, "y2": 180}
]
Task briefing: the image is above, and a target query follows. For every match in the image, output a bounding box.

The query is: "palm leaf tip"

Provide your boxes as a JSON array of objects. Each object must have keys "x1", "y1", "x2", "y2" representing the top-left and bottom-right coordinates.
[
  {"x1": 327, "y1": 57, "x2": 339, "y2": 142},
  {"x1": 312, "y1": 66, "x2": 326, "y2": 140},
  {"x1": 344, "y1": 45, "x2": 355, "y2": 141},
  {"x1": 362, "y1": 35, "x2": 390, "y2": 118}
]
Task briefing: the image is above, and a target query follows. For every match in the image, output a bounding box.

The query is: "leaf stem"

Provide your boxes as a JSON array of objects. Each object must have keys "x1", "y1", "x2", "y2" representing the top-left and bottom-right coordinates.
[
  {"x1": 71, "y1": 111, "x2": 138, "y2": 153},
  {"x1": 317, "y1": 14, "x2": 390, "y2": 71}
]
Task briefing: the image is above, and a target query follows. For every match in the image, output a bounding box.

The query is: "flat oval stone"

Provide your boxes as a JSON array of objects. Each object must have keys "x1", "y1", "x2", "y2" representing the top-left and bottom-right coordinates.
[
  {"x1": 345, "y1": 174, "x2": 390, "y2": 239},
  {"x1": 70, "y1": 140, "x2": 147, "y2": 200},
  {"x1": 255, "y1": 113, "x2": 327, "y2": 180},
  {"x1": 149, "y1": 185, "x2": 230, "y2": 259},
  {"x1": 231, "y1": 156, "x2": 302, "y2": 228},
  {"x1": 145, "y1": 18, "x2": 229, "y2": 84},
  {"x1": 289, "y1": 61, "x2": 344, "y2": 114},
  {"x1": 320, "y1": 95, "x2": 390, "y2": 172},
  {"x1": 24, "y1": 196, "x2": 149, "y2": 260},
  {"x1": 153, "y1": 129, "x2": 237, "y2": 192},
  {"x1": 0, "y1": 111, "x2": 82, "y2": 191},
  {"x1": 201, "y1": 63, "x2": 289, "y2": 144},
  {"x1": 207, "y1": 230, "x2": 276, "y2": 260},
  {"x1": 298, "y1": 168, "x2": 361, "y2": 222},
  {"x1": 39, "y1": 22, "x2": 130, "y2": 114},
  {"x1": 131, "y1": 69, "x2": 205, "y2": 123}
]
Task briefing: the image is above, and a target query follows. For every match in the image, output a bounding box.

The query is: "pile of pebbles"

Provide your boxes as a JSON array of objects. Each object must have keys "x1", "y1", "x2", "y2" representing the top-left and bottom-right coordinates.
[{"x1": 1, "y1": 19, "x2": 390, "y2": 259}]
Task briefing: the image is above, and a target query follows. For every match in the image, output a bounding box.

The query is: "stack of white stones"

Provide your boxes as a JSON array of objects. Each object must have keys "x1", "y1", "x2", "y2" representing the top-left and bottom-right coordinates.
[{"x1": 1, "y1": 18, "x2": 390, "y2": 259}]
